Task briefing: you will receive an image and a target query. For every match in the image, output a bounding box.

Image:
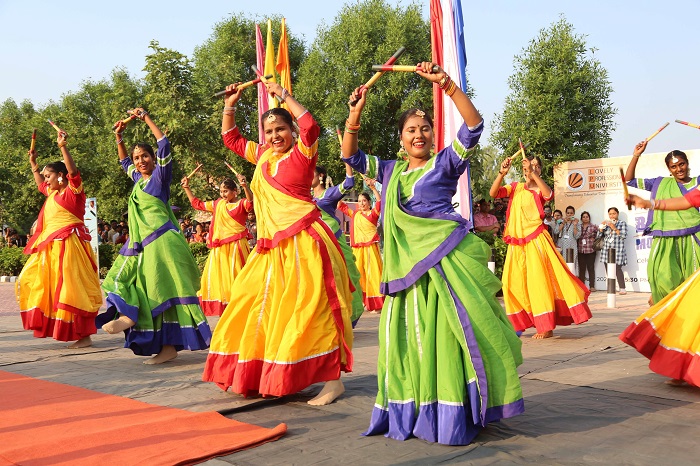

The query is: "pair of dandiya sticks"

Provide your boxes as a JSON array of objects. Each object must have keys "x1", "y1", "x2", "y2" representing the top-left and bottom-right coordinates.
[
  {"x1": 28, "y1": 119, "x2": 67, "y2": 151},
  {"x1": 620, "y1": 119, "x2": 699, "y2": 209},
  {"x1": 211, "y1": 47, "x2": 436, "y2": 104}
]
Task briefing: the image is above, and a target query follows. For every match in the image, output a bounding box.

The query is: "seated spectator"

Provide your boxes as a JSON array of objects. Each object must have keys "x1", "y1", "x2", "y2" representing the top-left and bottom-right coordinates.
[
  {"x1": 246, "y1": 211, "x2": 257, "y2": 249},
  {"x1": 191, "y1": 223, "x2": 207, "y2": 243},
  {"x1": 473, "y1": 199, "x2": 500, "y2": 236}
]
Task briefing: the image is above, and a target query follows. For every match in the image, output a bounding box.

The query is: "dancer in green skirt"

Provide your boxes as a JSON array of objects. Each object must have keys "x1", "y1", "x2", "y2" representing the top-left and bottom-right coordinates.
[
  {"x1": 342, "y1": 62, "x2": 523, "y2": 445},
  {"x1": 624, "y1": 141, "x2": 700, "y2": 305},
  {"x1": 98, "y1": 108, "x2": 211, "y2": 364}
]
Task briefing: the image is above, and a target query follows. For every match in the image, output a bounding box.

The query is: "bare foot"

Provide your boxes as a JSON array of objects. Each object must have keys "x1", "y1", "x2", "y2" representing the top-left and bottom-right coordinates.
[
  {"x1": 308, "y1": 379, "x2": 345, "y2": 406},
  {"x1": 143, "y1": 345, "x2": 178, "y2": 365},
  {"x1": 67, "y1": 336, "x2": 92, "y2": 349},
  {"x1": 648, "y1": 295, "x2": 654, "y2": 307},
  {"x1": 666, "y1": 378, "x2": 684, "y2": 386},
  {"x1": 102, "y1": 316, "x2": 136, "y2": 334},
  {"x1": 532, "y1": 330, "x2": 554, "y2": 339}
]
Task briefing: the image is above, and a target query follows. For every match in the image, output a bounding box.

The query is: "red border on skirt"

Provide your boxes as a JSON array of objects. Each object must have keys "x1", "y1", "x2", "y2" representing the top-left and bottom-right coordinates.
[
  {"x1": 202, "y1": 350, "x2": 346, "y2": 397},
  {"x1": 620, "y1": 319, "x2": 700, "y2": 386},
  {"x1": 508, "y1": 300, "x2": 592, "y2": 332}
]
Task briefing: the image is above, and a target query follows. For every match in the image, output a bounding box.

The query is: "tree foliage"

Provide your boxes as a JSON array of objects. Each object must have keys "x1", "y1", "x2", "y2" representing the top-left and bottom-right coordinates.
[
  {"x1": 491, "y1": 17, "x2": 616, "y2": 184},
  {"x1": 295, "y1": 0, "x2": 431, "y2": 183}
]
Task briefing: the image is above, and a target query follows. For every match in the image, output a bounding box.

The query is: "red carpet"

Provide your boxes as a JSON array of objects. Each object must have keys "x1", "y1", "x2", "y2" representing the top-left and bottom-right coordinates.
[{"x1": 0, "y1": 370, "x2": 286, "y2": 465}]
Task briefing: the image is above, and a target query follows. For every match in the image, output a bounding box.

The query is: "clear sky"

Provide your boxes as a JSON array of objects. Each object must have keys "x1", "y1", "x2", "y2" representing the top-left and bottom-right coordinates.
[{"x1": 1, "y1": 0, "x2": 698, "y2": 158}]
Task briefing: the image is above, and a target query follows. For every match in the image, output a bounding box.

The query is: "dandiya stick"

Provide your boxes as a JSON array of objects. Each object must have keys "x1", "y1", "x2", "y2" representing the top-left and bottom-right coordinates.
[
  {"x1": 620, "y1": 167, "x2": 631, "y2": 210},
  {"x1": 349, "y1": 47, "x2": 406, "y2": 105},
  {"x1": 250, "y1": 65, "x2": 283, "y2": 103},
  {"x1": 30, "y1": 129, "x2": 36, "y2": 152},
  {"x1": 212, "y1": 75, "x2": 273, "y2": 99},
  {"x1": 111, "y1": 114, "x2": 138, "y2": 131},
  {"x1": 336, "y1": 126, "x2": 343, "y2": 145},
  {"x1": 224, "y1": 161, "x2": 240, "y2": 177},
  {"x1": 47, "y1": 119, "x2": 64, "y2": 134},
  {"x1": 185, "y1": 163, "x2": 203, "y2": 179},
  {"x1": 645, "y1": 122, "x2": 669, "y2": 142},
  {"x1": 675, "y1": 119, "x2": 700, "y2": 130},
  {"x1": 508, "y1": 141, "x2": 530, "y2": 161},
  {"x1": 371, "y1": 64, "x2": 440, "y2": 73}
]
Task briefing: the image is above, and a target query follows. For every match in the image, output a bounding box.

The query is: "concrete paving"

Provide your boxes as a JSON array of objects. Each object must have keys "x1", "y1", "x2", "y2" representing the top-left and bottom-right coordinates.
[{"x1": 1, "y1": 283, "x2": 699, "y2": 465}]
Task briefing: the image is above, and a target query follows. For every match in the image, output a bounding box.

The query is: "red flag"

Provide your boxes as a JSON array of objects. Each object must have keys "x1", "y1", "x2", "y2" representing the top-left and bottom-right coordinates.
[
  {"x1": 430, "y1": 0, "x2": 445, "y2": 152},
  {"x1": 276, "y1": 18, "x2": 292, "y2": 111}
]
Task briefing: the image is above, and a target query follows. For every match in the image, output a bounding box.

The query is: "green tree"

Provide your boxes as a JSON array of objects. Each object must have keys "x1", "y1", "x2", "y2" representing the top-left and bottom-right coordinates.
[
  {"x1": 295, "y1": 0, "x2": 431, "y2": 183},
  {"x1": 186, "y1": 14, "x2": 307, "y2": 214},
  {"x1": 491, "y1": 17, "x2": 616, "y2": 184}
]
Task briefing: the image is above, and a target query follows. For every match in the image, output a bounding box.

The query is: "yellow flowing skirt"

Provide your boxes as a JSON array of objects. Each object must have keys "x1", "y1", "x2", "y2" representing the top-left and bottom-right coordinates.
[
  {"x1": 16, "y1": 234, "x2": 102, "y2": 341},
  {"x1": 199, "y1": 238, "x2": 250, "y2": 316},
  {"x1": 502, "y1": 231, "x2": 591, "y2": 333},
  {"x1": 203, "y1": 222, "x2": 354, "y2": 397},
  {"x1": 352, "y1": 243, "x2": 384, "y2": 311},
  {"x1": 620, "y1": 268, "x2": 700, "y2": 385}
]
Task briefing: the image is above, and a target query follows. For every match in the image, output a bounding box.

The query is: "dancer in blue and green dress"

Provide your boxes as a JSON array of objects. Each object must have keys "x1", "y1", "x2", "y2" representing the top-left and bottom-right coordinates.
[
  {"x1": 97, "y1": 108, "x2": 211, "y2": 364},
  {"x1": 312, "y1": 162, "x2": 365, "y2": 326},
  {"x1": 624, "y1": 140, "x2": 700, "y2": 304},
  {"x1": 342, "y1": 62, "x2": 523, "y2": 445}
]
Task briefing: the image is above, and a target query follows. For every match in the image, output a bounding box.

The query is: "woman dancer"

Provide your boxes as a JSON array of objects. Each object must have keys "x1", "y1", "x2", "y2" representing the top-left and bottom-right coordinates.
[
  {"x1": 338, "y1": 181, "x2": 384, "y2": 312},
  {"x1": 17, "y1": 131, "x2": 102, "y2": 348},
  {"x1": 598, "y1": 207, "x2": 628, "y2": 294},
  {"x1": 623, "y1": 189, "x2": 700, "y2": 386},
  {"x1": 577, "y1": 211, "x2": 598, "y2": 291},
  {"x1": 98, "y1": 108, "x2": 211, "y2": 364},
  {"x1": 625, "y1": 141, "x2": 700, "y2": 304},
  {"x1": 343, "y1": 62, "x2": 523, "y2": 445},
  {"x1": 556, "y1": 205, "x2": 580, "y2": 270},
  {"x1": 202, "y1": 81, "x2": 354, "y2": 406},
  {"x1": 313, "y1": 163, "x2": 365, "y2": 325},
  {"x1": 181, "y1": 173, "x2": 253, "y2": 316},
  {"x1": 490, "y1": 156, "x2": 591, "y2": 339}
]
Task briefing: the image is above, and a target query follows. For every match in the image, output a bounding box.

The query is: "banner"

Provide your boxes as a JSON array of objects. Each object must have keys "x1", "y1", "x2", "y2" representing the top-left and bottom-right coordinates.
[{"x1": 554, "y1": 149, "x2": 700, "y2": 291}]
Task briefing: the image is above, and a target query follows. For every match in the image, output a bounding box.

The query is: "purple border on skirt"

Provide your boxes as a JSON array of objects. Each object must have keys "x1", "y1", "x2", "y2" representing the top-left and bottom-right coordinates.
[
  {"x1": 436, "y1": 263, "x2": 488, "y2": 424},
  {"x1": 119, "y1": 221, "x2": 180, "y2": 256},
  {"x1": 363, "y1": 395, "x2": 524, "y2": 446},
  {"x1": 126, "y1": 321, "x2": 212, "y2": 356},
  {"x1": 381, "y1": 223, "x2": 468, "y2": 295}
]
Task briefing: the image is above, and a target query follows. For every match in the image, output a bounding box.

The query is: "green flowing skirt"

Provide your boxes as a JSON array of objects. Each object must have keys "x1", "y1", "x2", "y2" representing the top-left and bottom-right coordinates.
[
  {"x1": 99, "y1": 228, "x2": 211, "y2": 356},
  {"x1": 648, "y1": 234, "x2": 700, "y2": 304},
  {"x1": 364, "y1": 234, "x2": 523, "y2": 445}
]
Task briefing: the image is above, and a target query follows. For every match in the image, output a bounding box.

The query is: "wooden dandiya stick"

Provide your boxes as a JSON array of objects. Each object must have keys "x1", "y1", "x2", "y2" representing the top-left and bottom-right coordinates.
[
  {"x1": 224, "y1": 161, "x2": 240, "y2": 177},
  {"x1": 371, "y1": 64, "x2": 440, "y2": 73},
  {"x1": 212, "y1": 75, "x2": 274, "y2": 98},
  {"x1": 185, "y1": 163, "x2": 203, "y2": 179},
  {"x1": 645, "y1": 122, "x2": 669, "y2": 142},
  {"x1": 250, "y1": 65, "x2": 283, "y2": 103},
  {"x1": 675, "y1": 119, "x2": 700, "y2": 130},
  {"x1": 620, "y1": 167, "x2": 631, "y2": 210},
  {"x1": 111, "y1": 114, "x2": 138, "y2": 131},
  {"x1": 336, "y1": 126, "x2": 343, "y2": 145},
  {"x1": 508, "y1": 141, "x2": 530, "y2": 161},
  {"x1": 47, "y1": 119, "x2": 64, "y2": 134},
  {"x1": 349, "y1": 47, "x2": 406, "y2": 105},
  {"x1": 30, "y1": 129, "x2": 37, "y2": 152}
]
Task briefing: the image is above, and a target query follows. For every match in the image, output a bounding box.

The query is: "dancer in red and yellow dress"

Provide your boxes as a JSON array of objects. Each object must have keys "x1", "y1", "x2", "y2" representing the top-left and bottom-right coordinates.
[
  {"x1": 202, "y1": 81, "x2": 354, "y2": 405},
  {"x1": 338, "y1": 182, "x2": 384, "y2": 311},
  {"x1": 182, "y1": 173, "x2": 253, "y2": 316},
  {"x1": 490, "y1": 156, "x2": 591, "y2": 339},
  {"x1": 17, "y1": 131, "x2": 102, "y2": 348},
  {"x1": 623, "y1": 188, "x2": 700, "y2": 386}
]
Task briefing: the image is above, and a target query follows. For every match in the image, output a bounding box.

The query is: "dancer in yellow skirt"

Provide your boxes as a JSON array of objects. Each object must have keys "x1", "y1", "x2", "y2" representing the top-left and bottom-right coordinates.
[
  {"x1": 490, "y1": 155, "x2": 591, "y2": 339},
  {"x1": 202, "y1": 81, "x2": 354, "y2": 405},
  {"x1": 623, "y1": 188, "x2": 700, "y2": 386},
  {"x1": 338, "y1": 181, "x2": 384, "y2": 311},
  {"x1": 17, "y1": 131, "x2": 102, "y2": 348},
  {"x1": 181, "y1": 173, "x2": 253, "y2": 316}
]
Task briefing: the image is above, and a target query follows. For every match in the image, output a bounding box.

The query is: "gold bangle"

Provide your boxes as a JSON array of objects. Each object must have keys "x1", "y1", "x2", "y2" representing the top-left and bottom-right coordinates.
[{"x1": 58, "y1": 141, "x2": 67, "y2": 148}]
